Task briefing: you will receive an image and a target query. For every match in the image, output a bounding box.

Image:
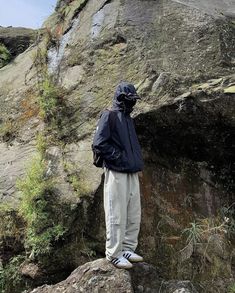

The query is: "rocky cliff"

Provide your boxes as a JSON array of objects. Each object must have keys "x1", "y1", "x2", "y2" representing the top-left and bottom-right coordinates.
[
  {"x1": 0, "y1": 0, "x2": 234, "y2": 292},
  {"x1": 0, "y1": 26, "x2": 39, "y2": 68}
]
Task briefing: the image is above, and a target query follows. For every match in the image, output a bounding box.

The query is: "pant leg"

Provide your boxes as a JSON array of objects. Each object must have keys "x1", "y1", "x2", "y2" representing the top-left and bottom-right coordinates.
[
  {"x1": 104, "y1": 169, "x2": 128, "y2": 260},
  {"x1": 122, "y1": 173, "x2": 141, "y2": 252}
]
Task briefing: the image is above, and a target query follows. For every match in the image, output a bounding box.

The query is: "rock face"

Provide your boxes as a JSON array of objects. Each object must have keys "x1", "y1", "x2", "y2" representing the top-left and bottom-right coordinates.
[
  {"x1": 29, "y1": 258, "x2": 198, "y2": 293},
  {"x1": 171, "y1": 0, "x2": 235, "y2": 17},
  {"x1": 29, "y1": 259, "x2": 134, "y2": 293},
  {"x1": 0, "y1": 26, "x2": 38, "y2": 59},
  {"x1": 0, "y1": 0, "x2": 234, "y2": 292}
]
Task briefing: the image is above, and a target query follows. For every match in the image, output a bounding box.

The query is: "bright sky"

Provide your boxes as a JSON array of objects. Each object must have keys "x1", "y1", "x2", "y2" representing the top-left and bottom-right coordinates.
[{"x1": 0, "y1": 0, "x2": 57, "y2": 29}]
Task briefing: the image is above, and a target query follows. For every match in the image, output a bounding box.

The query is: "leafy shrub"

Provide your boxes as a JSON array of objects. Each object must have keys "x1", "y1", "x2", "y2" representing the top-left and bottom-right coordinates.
[
  {"x1": 228, "y1": 283, "x2": 235, "y2": 293},
  {"x1": 220, "y1": 204, "x2": 235, "y2": 237},
  {"x1": 182, "y1": 221, "x2": 204, "y2": 245},
  {"x1": 17, "y1": 154, "x2": 66, "y2": 258},
  {"x1": 0, "y1": 43, "x2": 11, "y2": 68},
  {"x1": 0, "y1": 255, "x2": 26, "y2": 293},
  {"x1": 0, "y1": 203, "x2": 25, "y2": 245},
  {"x1": 182, "y1": 217, "x2": 229, "y2": 247},
  {"x1": 38, "y1": 77, "x2": 60, "y2": 122},
  {"x1": 36, "y1": 132, "x2": 47, "y2": 156}
]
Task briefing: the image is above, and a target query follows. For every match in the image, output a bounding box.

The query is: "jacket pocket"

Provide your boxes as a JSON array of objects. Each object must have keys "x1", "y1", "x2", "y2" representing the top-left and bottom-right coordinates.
[{"x1": 112, "y1": 150, "x2": 123, "y2": 166}]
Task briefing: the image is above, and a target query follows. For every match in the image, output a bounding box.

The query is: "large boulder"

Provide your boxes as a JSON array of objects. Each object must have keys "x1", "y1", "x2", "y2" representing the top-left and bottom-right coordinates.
[
  {"x1": 29, "y1": 258, "x2": 199, "y2": 293},
  {"x1": 0, "y1": 0, "x2": 234, "y2": 292}
]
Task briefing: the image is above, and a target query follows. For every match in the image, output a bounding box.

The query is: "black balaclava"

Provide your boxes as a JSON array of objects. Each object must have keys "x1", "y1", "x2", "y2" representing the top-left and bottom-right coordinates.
[{"x1": 112, "y1": 82, "x2": 140, "y2": 114}]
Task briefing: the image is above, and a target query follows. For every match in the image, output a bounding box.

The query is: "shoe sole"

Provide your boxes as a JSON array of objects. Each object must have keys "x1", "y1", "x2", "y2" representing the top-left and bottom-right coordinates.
[
  {"x1": 108, "y1": 258, "x2": 133, "y2": 269},
  {"x1": 128, "y1": 258, "x2": 144, "y2": 263}
]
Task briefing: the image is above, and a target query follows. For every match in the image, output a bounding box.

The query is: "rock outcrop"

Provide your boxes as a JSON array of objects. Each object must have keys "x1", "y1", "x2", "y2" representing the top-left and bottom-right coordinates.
[
  {"x1": 0, "y1": 26, "x2": 38, "y2": 59},
  {"x1": 0, "y1": 0, "x2": 234, "y2": 292},
  {"x1": 29, "y1": 258, "x2": 199, "y2": 293}
]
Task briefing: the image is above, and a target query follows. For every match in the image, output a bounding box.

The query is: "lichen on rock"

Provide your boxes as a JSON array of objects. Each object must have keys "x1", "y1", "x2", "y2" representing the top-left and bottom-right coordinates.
[{"x1": 0, "y1": 0, "x2": 234, "y2": 292}]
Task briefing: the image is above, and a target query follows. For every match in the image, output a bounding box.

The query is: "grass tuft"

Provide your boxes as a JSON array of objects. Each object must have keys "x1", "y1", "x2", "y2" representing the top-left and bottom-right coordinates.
[{"x1": 17, "y1": 154, "x2": 66, "y2": 258}]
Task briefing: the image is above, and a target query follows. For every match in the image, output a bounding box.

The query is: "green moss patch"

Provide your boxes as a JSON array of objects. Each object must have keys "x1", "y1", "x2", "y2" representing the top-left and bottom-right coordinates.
[{"x1": 0, "y1": 43, "x2": 11, "y2": 68}]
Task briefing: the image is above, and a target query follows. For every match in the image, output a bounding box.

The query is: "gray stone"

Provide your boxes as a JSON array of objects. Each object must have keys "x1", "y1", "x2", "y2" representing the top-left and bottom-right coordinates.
[
  {"x1": 0, "y1": 26, "x2": 39, "y2": 58},
  {"x1": 0, "y1": 0, "x2": 234, "y2": 292},
  {"x1": 161, "y1": 280, "x2": 198, "y2": 293},
  {"x1": 29, "y1": 258, "x2": 134, "y2": 293}
]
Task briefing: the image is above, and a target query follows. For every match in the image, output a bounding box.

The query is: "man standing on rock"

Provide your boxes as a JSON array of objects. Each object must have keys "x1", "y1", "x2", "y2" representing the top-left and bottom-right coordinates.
[{"x1": 92, "y1": 82, "x2": 144, "y2": 269}]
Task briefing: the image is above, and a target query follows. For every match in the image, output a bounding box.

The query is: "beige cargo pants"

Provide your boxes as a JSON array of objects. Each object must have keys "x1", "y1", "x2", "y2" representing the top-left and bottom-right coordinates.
[{"x1": 104, "y1": 168, "x2": 141, "y2": 260}]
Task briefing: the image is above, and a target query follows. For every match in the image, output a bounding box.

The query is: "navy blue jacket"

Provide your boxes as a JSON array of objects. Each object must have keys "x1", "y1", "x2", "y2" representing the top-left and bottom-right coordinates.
[{"x1": 92, "y1": 83, "x2": 144, "y2": 173}]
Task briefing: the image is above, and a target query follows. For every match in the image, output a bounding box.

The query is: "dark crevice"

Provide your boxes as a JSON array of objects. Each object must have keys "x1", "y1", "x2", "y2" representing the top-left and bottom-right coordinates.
[
  {"x1": 98, "y1": 0, "x2": 113, "y2": 12},
  {"x1": 72, "y1": 0, "x2": 90, "y2": 20},
  {"x1": 135, "y1": 96, "x2": 235, "y2": 198},
  {"x1": 62, "y1": 0, "x2": 91, "y2": 35},
  {"x1": 93, "y1": 32, "x2": 127, "y2": 50},
  {"x1": 83, "y1": 174, "x2": 105, "y2": 256}
]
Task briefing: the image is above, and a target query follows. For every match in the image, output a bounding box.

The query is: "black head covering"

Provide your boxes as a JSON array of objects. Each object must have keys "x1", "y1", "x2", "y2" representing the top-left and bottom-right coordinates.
[{"x1": 112, "y1": 82, "x2": 140, "y2": 113}]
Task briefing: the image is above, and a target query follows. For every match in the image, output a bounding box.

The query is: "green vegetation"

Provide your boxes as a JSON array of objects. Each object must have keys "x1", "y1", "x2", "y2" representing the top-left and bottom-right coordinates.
[
  {"x1": 182, "y1": 217, "x2": 229, "y2": 247},
  {"x1": 180, "y1": 216, "x2": 230, "y2": 264},
  {"x1": 17, "y1": 153, "x2": 66, "y2": 259},
  {"x1": 0, "y1": 205, "x2": 26, "y2": 293},
  {"x1": 0, "y1": 89, "x2": 40, "y2": 143},
  {"x1": 228, "y1": 283, "x2": 235, "y2": 293},
  {"x1": 182, "y1": 221, "x2": 203, "y2": 245},
  {"x1": 31, "y1": 41, "x2": 60, "y2": 124},
  {"x1": 0, "y1": 203, "x2": 25, "y2": 245},
  {"x1": 37, "y1": 76, "x2": 72, "y2": 142},
  {"x1": 0, "y1": 255, "x2": 26, "y2": 293},
  {"x1": 1, "y1": 8, "x2": 81, "y2": 292},
  {"x1": 179, "y1": 216, "x2": 233, "y2": 282},
  {"x1": 0, "y1": 118, "x2": 18, "y2": 142},
  {"x1": 33, "y1": 43, "x2": 68, "y2": 135},
  {"x1": 80, "y1": 231, "x2": 97, "y2": 261},
  {"x1": 30, "y1": 30, "x2": 72, "y2": 144},
  {"x1": 36, "y1": 132, "x2": 47, "y2": 156},
  {"x1": 69, "y1": 173, "x2": 90, "y2": 197},
  {"x1": 13, "y1": 35, "x2": 70, "y2": 263},
  {"x1": 63, "y1": 161, "x2": 90, "y2": 197},
  {"x1": 221, "y1": 204, "x2": 235, "y2": 237},
  {"x1": 0, "y1": 43, "x2": 11, "y2": 68},
  {"x1": 38, "y1": 77, "x2": 61, "y2": 122}
]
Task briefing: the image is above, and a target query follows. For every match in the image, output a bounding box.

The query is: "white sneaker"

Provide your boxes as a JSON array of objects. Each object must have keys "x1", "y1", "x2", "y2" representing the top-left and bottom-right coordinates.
[
  {"x1": 109, "y1": 256, "x2": 133, "y2": 269},
  {"x1": 122, "y1": 251, "x2": 144, "y2": 262}
]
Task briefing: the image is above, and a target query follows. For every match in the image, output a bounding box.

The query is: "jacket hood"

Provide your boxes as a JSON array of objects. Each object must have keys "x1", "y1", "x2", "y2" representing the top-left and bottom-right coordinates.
[{"x1": 112, "y1": 82, "x2": 140, "y2": 113}]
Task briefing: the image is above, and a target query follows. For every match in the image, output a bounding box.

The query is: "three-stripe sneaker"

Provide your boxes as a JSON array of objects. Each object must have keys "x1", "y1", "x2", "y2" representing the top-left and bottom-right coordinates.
[
  {"x1": 109, "y1": 256, "x2": 133, "y2": 269},
  {"x1": 122, "y1": 251, "x2": 144, "y2": 263}
]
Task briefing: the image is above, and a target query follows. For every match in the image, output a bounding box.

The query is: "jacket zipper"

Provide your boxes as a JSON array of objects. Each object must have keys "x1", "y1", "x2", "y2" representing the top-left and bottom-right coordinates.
[{"x1": 126, "y1": 117, "x2": 136, "y2": 170}]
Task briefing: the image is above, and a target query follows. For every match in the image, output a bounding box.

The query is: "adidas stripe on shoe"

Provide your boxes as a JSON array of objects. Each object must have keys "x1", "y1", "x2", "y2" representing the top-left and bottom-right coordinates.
[
  {"x1": 109, "y1": 256, "x2": 133, "y2": 269},
  {"x1": 122, "y1": 251, "x2": 143, "y2": 262}
]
